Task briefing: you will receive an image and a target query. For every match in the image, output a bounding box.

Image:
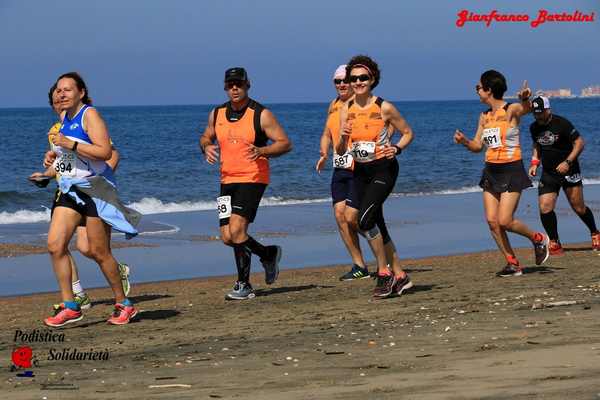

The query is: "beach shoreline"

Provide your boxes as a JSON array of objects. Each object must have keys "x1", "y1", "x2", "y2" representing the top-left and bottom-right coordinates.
[{"x1": 2, "y1": 246, "x2": 599, "y2": 399}]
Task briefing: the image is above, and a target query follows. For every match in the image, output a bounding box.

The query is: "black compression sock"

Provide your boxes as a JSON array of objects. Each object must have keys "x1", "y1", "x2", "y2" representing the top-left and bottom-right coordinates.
[
  {"x1": 576, "y1": 207, "x2": 598, "y2": 234},
  {"x1": 540, "y1": 211, "x2": 559, "y2": 241},
  {"x1": 233, "y1": 244, "x2": 252, "y2": 283},
  {"x1": 243, "y1": 236, "x2": 268, "y2": 259}
]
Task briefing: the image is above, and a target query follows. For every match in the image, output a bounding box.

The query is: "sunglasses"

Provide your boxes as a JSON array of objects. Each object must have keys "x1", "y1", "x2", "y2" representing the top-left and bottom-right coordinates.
[
  {"x1": 475, "y1": 84, "x2": 483, "y2": 92},
  {"x1": 225, "y1": 80, "x2": 246, "y2": 90},
  {"x1": 349, "y1": 74, "x2": 370, "y2": 83},
  {"x1": 333, "y1": 78, "x2": 350, "y2": 85}
]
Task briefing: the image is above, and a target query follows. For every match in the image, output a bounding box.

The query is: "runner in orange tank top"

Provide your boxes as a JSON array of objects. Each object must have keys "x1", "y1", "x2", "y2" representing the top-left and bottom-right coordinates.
[
  {"x1": 200, "y1": 67, "x2": 292, "y2": 300},
  {"x1": 454, "y1": 70, "x2": 549, "y2": 277},
  {"x1": 315, "y1": 65, "x2": 372, "y2": 281},
  {"x1": 336, "y1": 55, "x2": 415, "y2": 299}
]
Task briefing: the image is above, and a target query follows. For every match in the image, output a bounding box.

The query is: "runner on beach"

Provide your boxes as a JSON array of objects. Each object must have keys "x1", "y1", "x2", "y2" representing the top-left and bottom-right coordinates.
[
  {"x1": 200, "y1": 67, "x2": 292, "y2": 300},
  {"x1": 454, "y1": 70, "x2": 549, "y2": 277},
  {"x1": 336, "y1": 55, "x2": 414, "y2": 298},
  {"x1": 315, "y1": 65, "x2": 370, "y2": 280},
  {"x1": 528, "y1": 96, "x2": 600, "y2": 254},
  {"x1": 42, "y1": 72, "x2": 140, "y2": 326},
  {"x1": 30, "y1": 84, "x2": 132, "y2": 311}
]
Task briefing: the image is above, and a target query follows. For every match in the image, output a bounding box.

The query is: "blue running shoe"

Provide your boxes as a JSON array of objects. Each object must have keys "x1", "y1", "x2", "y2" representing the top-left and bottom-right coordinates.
[{"x1": 339, "y1": 264, "x2": 370, "y2": 281}]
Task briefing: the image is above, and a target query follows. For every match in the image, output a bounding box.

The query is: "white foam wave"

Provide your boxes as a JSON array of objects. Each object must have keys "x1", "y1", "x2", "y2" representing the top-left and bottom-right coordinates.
[
  {"x1": 0, "y1": 209, "x2": 50, "y2": 225},
  {"x1": 2, "y1": 177, "x2": 600, "y2": 225},
  {"x1": 126, "y1": 196, "x2": 331, "y2": 215}
]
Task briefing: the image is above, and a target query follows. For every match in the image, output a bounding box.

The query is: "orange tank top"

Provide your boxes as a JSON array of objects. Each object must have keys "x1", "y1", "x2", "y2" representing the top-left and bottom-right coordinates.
[
  {"x1": 481, "y1": 103, "x2": 522, "y2": 163},
  {"x1": 327, "y1": 98, "x2": 354, "y2": 170},
  {"x1": 347, "y1": 97, "x2": 390, "y2": 163},
  {"x1": 214, "y1": 99, "x2": 270, "y2": 184}
]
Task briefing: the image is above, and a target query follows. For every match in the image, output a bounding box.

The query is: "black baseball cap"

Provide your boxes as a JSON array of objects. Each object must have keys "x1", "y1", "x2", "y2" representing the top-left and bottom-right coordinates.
[
  {"x1": 531, "y1": 96, "x2": 550, "y2": 114},
  {"x1": 224, "y1": 67, "x2": 248, "y2": 82}
]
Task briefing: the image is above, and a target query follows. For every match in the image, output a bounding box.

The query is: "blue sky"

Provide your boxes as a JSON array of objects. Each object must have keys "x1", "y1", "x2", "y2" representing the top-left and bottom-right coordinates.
[{"x1": 1, "y1": 0, "x2": 598, "y2": 107}]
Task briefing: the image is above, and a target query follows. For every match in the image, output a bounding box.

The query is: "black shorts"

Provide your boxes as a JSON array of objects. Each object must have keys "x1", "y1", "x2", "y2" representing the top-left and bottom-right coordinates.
[
  {"x1": 479, "y1": 160, "x2": 532, "y2": 193},
  {"x1": 51, "y1": 188, "x2": 99, "y2": 218},
  {"x1": 331, "y1": 168, "x2": 358, "y2": 209},
  {"x1": 353, "y1": 157, "x2": 398, "y2": 238},
  {"x1": 538, "y1": 170, "x2": 583, "y2": 195},
  {"x1": 219, "y1": 183, "x2": 267, "y2": 226}
]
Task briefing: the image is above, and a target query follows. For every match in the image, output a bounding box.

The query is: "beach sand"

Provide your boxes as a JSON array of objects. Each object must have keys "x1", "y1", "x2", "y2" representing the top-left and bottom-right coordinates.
[{"x1": 2, "y1": 244, "x2": 600, "y2": 399}]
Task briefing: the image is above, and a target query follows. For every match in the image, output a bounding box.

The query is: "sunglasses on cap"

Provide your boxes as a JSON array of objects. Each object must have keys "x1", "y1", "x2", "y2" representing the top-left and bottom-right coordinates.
[
  {"x1": 333, "y1": 78, "x2": 350, "y2": 85},
  {"x1": 349, "y1": 74, "x2": 370, "y2": 83},
  {"x1": 225, "y1": 80, "x2": 246, "y2": 90}
]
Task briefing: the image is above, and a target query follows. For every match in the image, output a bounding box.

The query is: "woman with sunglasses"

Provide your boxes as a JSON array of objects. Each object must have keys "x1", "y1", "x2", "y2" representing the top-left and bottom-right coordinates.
[
  {"x1": 336, "y1": 55, "x2": 414, "y2": 298},
  {"x1": 43, "y1": 72, "x2": 140, "y2": 327},
  {"x1": 316, "y1": 65, "x2": 372, "y2": 281},
  {"x1": 454, "y1": 70, "x2": 549, "y2": 276}
]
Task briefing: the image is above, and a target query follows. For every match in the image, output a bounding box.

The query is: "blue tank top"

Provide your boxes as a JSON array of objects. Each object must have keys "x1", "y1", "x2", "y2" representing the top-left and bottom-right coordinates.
[
  {"x1": 52, "y1": 105, "x2": 107, "y2": 179},
  {"x1": 60, "y1": 104, "x2": 93, "y2": 144}
]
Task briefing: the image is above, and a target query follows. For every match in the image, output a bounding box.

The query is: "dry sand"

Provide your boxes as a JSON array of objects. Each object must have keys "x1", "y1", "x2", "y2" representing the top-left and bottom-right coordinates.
[{"x1": 2, "y1": 244, "x2": 600, "y2": 399}]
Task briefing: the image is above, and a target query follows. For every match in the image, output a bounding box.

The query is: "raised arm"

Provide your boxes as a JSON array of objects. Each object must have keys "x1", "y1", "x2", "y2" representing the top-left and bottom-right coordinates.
[{"x1": 508, "y1": 80, "x2": 533, "y2": 121}]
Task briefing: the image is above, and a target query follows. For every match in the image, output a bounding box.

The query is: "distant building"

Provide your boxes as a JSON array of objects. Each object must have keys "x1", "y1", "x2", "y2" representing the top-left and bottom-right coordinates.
[
  {"x1": 581, "y1": 85, "x2": 600, "y2": 97},
  {"x1": 540, "y1": 88, "x2": 573, "y2": 98}
]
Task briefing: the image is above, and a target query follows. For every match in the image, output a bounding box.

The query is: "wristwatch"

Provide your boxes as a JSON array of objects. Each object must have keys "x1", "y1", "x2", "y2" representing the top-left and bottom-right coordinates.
[
  {"x1": 394, "y1": 145, "x2": 402, "y2": 156},
  {"x1": 565, "y1": 159, "x2": 573, "y2": 166}
]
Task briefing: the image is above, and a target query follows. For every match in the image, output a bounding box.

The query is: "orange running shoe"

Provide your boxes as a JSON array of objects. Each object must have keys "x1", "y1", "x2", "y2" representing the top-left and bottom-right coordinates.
[
  {"x1": 107, "y1": 303, "x2": 138, "y2": 325},
  {"x1": 549, "y1": 240, "x2": 564, "y2": 256},
  {"x1": 592, "y1": 232, "x2": 600, "y2": 251},
  {"x1": 44, "y1": 304, "x2": 83, "y2": 327}
]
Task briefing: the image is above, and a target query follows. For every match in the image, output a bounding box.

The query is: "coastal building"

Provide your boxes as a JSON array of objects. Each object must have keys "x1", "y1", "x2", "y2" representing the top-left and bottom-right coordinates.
[{"x1": 581, "y1": 85, "x2": 600, "y2": 97}]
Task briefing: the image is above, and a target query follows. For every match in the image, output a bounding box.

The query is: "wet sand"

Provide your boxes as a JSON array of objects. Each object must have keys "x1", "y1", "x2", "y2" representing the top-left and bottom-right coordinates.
[{"x1": 2, "y1": 243, "x2": 600, "y2": 399}]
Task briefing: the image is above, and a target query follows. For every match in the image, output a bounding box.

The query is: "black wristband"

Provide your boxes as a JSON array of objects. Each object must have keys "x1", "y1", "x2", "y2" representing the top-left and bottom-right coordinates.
[
  {"x1": 395, "y1": 145, "x2": 402, "y2": 156},
  {"x1": 201, "y1": 144, "x2": 206, "y2": 154},
  {"x1": 565, "y1": 159, "x2": 573, "y2": 166},
  {"x1": 71, "y1": 141, "x2": 78, "y2": 152}
]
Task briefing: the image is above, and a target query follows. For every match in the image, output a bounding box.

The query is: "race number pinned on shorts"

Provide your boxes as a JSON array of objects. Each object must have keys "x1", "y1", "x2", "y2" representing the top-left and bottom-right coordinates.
[
  {"x1": 351, "y1": 141, "x2": 376, "y2": 163},
  {"x1": 332, "y1": 151, "x2": 353, "y2": 169},
  {"x1": 565, "y1": 173, "x2": 582, "y2": 184},
  {"x1": 217, "y1": 195, "x2": 232, "y2": 219},
  {"x1": 54, "y1": 151, "x2": 76, "y2": 177},
  {"x1": 482, "y1": 127, "x2": 501, "y2": 149}
]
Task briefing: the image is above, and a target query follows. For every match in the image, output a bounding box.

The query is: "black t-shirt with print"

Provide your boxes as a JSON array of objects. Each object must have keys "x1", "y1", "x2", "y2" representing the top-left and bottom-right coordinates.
[{"x1": 530, "y1": 114, "x2": 580, "y2": 174}]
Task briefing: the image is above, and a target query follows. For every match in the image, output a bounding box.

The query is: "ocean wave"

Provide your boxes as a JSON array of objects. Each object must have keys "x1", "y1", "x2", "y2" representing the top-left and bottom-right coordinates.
[
  {"x1": 126, "y1": 196, "x2": 331, "y2": 215},
  {"x1": 0, "y1": 209, "x2": 50, "y2": 225},
  {"x1": 2, "y1": 177, "x2": 599, "y2": 224}
]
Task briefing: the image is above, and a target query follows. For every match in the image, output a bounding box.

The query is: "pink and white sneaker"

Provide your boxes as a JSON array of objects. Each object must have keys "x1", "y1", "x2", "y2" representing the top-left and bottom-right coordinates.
[
  {"x1": 44, "y1": 304, "x2": 83, "y2": 327},
  {"x1": 107, "y1": 303, "x2": 138, "y2": 325}
]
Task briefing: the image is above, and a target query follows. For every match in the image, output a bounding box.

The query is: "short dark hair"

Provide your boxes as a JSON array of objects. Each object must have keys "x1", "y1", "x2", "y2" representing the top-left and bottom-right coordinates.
[
  {"x1": 56, "y1": 72, "x2": 93, "y2": 105},
  {"x1": 48, "y1": 83, "x2": 57, "y2": 107},
  {"x1": 480, "y1": 70, "x2": 507, "y2": 100},
  {"x1": 346, "y1": 55, "x2": 381, "y2": 89}
]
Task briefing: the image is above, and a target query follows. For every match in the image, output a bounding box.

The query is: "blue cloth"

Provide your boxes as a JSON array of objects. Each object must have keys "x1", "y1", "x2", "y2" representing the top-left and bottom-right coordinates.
[{"x1": 58, "y1": 170, "x2": 141, "y2": 239}]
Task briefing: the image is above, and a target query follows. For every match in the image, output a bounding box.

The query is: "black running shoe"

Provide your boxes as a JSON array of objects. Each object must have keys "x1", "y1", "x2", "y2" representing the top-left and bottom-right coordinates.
[
  {"x1": 533, "y1": 233, "x2": 550, "y2": 265},
  {"x1": 373, "y1": 274, "x2": 396, "y2": 298},
  {"x1": 496, "y1": 264, "x2": 523, "y2": 277},
  {"x1": 339, "y1": 264, "x2": 370, "y2": 281},
  {"x1": 392, "y1": 274, "x2": 413, "y2": 295},
  {"x1": 261, "y1": 245, "x2": 281, "y2": 285}
]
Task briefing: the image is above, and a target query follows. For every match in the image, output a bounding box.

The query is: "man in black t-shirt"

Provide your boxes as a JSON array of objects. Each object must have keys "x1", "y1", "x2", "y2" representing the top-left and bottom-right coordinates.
[{"x1": 528, "y1": 96, "x2": 599, "y2": 254}]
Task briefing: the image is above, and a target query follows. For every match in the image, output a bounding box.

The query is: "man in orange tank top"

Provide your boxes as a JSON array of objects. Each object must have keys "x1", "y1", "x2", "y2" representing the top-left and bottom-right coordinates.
[
  {"x1": 200, "y1": 67, "x2": 292, "y2": 300},
  {"x1": 454, "y1": 70, "x2": 549, "y2": 277}
]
